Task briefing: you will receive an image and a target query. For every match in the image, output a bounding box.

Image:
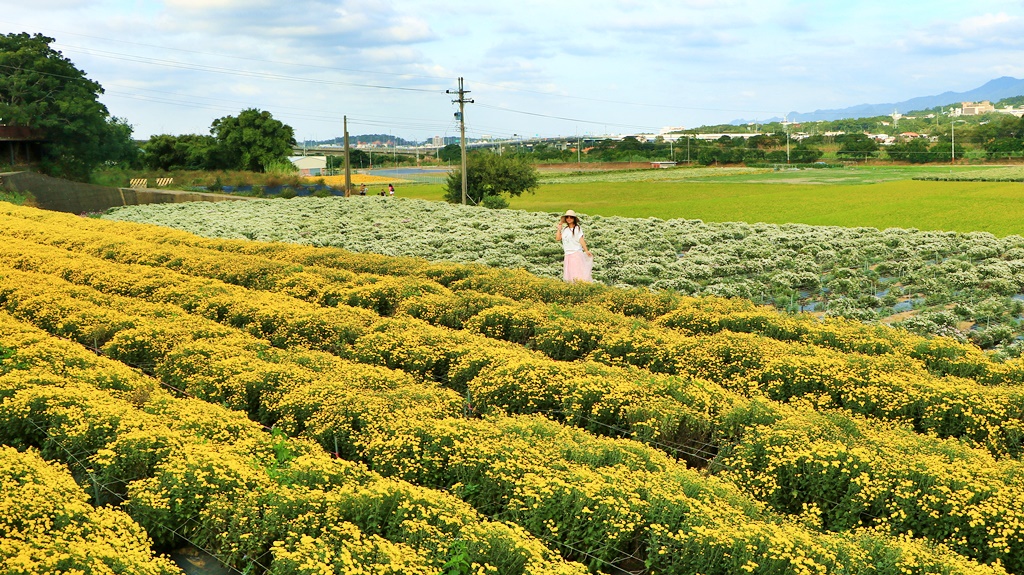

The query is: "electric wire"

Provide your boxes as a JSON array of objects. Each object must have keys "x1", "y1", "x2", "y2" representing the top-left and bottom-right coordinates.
[
  {"x1": 2, "y1": 19, "x2": 776, "y2": 116},
  {"x1": 54, "y1": 42, "x2": 444, "y2": 94},
  {"x1": 3, "y1": 27, "x2": 786, "y2": 139},
  {"x1": 0, "y1": 62, "x2": 458, "y2": 137},
  {"x1": 0, "y1": 20, "x2": 454, "y2": 82}
]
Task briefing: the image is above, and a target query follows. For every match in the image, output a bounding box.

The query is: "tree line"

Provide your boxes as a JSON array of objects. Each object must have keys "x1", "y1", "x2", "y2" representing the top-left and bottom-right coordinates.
[
  {"x1": 0, "y1": 33, "x2": 297, "y2": 181},
  {"x1": 466, "y1": 119, "x2": 1024, "y2": 166},
  {"x1": 3, "y1": 31, "x2": 1023, "y2": 185}
]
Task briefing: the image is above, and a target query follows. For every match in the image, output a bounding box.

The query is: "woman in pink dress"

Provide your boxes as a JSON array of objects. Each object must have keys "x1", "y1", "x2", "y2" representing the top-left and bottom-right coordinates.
[{"x1": 556, "y1": 209, "x2": 593, "y2": 282}]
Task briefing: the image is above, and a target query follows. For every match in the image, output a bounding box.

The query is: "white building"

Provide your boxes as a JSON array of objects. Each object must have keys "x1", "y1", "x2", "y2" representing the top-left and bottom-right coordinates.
[{"x1": 288, "y1": 155, "x2": 327, "y2": 176}]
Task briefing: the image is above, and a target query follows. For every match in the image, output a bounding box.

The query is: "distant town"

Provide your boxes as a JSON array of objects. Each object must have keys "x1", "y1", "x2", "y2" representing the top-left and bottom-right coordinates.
[{"x1": 298, "y1": 99, "x2": 1024, "y2": 155}]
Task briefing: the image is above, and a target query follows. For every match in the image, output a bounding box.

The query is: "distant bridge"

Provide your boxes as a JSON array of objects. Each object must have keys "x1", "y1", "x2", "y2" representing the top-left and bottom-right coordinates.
[
  {"x1": 293, "y1": 145, "x2": 428, "y2": 157},
  {"x1": 292, "y1": 137, "x2": 552, "y2": 157}
]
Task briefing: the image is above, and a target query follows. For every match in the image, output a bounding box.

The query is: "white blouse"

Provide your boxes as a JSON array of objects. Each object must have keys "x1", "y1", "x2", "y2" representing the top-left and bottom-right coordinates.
[{"x1": 561, "y1": 225, "x2": 584, "y2": 253}]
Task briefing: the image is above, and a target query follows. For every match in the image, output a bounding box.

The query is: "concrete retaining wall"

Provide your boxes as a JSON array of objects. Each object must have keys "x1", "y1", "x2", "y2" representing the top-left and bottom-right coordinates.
[{"x1": 0, "y1": 171, "x2": 252, "y2": 214}]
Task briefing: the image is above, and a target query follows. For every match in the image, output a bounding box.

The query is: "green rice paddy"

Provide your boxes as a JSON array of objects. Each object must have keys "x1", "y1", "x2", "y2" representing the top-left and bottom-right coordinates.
[{"x1": 400, "y1": 165, "x2": 1024, "y2": 236}]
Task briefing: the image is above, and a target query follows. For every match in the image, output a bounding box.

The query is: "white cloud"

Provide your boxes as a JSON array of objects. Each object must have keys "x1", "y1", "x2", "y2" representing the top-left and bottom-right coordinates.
[
  {"x1": 898, "y1": 11, "x2": 1024, "y2": 54},
  {"x1": 164, "y1": 0, "x2": 276, "y2": 9},
  {"x1": 4, "y1": 0, "x2": 1024, "y2": 140}
]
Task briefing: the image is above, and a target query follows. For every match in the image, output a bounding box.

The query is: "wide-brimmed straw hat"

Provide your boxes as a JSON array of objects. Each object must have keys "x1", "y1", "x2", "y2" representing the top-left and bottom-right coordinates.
[{"x1": 559, "y1": 209, "x2": 580, "y2": 224}]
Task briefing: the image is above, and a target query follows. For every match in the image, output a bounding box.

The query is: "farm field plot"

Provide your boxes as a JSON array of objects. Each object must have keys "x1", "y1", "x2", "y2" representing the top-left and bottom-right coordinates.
[
  {"x1": 4, "y1": 201, "x2": 1024, "y2": 574},
  {"x1": 392, "y1": 165, "x2": 1024, "y2": 233},
  {"x1": 105, "y1": 195, "x2": 1024, "y2": 351},
  {"x1": 518, "y1": 179, "x2": 1024, "y2": 234},
  {"x1": 516, "y1": 167, "x2": 1024, "y2": 234}
]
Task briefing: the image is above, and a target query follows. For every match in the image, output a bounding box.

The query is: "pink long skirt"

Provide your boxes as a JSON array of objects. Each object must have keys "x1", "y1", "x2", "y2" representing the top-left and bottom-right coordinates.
[{"x1": 563, "y1": 251, "x2": 593, "y2": 282}]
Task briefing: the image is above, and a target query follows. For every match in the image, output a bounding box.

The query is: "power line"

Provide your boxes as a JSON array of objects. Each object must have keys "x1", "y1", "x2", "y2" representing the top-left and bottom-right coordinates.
[
  {"x1": 0, "y1": 20, "x2": 454, "y2": 81},
  {"x1": 5, "y1": 20, "x2": 779, "y2": 118},
  {"x1": 55, "y1": 42, "x2": 443, "y2": 94},
  {"x1": 0, "y1": 62, "x2": 455, "y2": 137},
  {"x1": 10, "y1": 31, "x2": 773, "y2": 137},
  {"x1": 471, "y1": 78, "x2": 777, "y2": 115},
  {"x1": 5, "y1": 20, "x2": 778, "y2": 117},
  {"x1": 476, "y1": 102, "x2": 660, "y2": 132},
  {"x1": 5, "y1": 36, "x2": 769, "y2": 140}
]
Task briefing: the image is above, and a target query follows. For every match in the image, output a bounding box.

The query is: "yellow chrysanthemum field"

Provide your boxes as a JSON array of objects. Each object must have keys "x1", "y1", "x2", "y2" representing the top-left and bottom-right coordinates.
[
  {"x1": 2, "y1": 199, "x2": 1023, "y2": 575},
  {"x1": 311, "y1": 174, "x2": 411, "y2": 186}
]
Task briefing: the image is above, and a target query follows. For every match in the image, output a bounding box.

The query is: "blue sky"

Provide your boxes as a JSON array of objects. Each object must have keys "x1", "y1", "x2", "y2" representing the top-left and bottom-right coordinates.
[{"x1": 3, "y1": 0, "x2": 1024, "y2": 142}]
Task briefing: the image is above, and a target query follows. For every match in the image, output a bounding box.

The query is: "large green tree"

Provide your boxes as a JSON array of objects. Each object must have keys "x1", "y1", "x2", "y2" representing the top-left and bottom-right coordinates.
[
  {"x1": 835, "y1": 133, "x2": 879, "y2": 160},
  {"x1": 210, "y1": 108, "x2": 295, "y2": 172},
  {"x1": 438, "y1": 143, "x2": 462, "y2": 162},
  {"x1": 143, "y1": 134, "x2": 217, "y2": 171},
  {"x1": 0, "y1": 32, "x2": 138, "y2": 180},
  {"x1": 886, "y1": 138, "x2": 933, "y2": 163},
  {"x1": 443, "y1": 151, "x2": 539, "y2": 207}
]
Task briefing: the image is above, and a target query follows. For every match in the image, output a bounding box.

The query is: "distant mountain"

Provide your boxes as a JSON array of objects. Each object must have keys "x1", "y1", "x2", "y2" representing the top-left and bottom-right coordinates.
[{"x1": 736, "y1": 77, "x2": 1024, "y2": 124}]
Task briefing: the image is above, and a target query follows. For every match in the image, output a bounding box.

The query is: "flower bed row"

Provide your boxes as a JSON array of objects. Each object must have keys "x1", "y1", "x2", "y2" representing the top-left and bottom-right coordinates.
[
  {"x1": 0, "y1": 312, "x2": 586, "y2": 575},
  {"x1": 8, "y1": 203, "x2": 1021, "y2": 383},
  {"x1": 2, "y1": 294, "x2": 1007, "y2": 575},
  {"x1": 4, "y1": 259, "x2": 1024, "y2": 572},
  {"x1": 11, "y1": 226, "x2": 1021, "y2": 464},
  {"x1": 96, "y1": 194, "x2": 1024, "y2": 346},
  {"x1": 0, "y1": 445, "x2": 180, "y2": 575}
]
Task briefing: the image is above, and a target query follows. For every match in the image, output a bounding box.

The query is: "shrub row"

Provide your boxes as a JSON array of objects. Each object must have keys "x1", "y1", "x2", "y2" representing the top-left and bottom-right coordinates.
[
  {"x1": 5, "y1": 264, "x2": 1024, "y2": 572},
  {"x1": 7, "y1": 220, "x2": 1024, "y2": 463},
  {"x1": 0, "y1": 312, "x2": 587, "y2": 575},
  {"x1": 6, "y1": 203, "x2": 1012, "y2": 381},
  {"x1": 0, "y1": 445, "x2": 180, "y2": 575},
  {"x1": 4, "y1": 290, "x2": 994, "y2": 575},
  {"x1": 6, "y1": 202, "x2": 1024, "y2": 568}
]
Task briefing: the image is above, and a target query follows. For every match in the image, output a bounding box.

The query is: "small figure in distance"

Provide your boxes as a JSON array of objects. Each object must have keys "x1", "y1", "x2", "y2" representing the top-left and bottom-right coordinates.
[
  {"x1": 359, "y1": 184, "x2": 367, "y2": 196},
  {"x1": 555, "y1": 209, "x2": 593, "y2": 282},
  {"x1": 388, "y1": 183, "x2": 395, "y2": 196}
]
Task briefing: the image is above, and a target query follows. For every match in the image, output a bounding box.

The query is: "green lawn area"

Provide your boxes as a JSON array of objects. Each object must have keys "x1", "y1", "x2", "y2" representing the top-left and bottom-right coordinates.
[{"x1": 397, "y1": 165, "x2": 1024, "y2": 236}]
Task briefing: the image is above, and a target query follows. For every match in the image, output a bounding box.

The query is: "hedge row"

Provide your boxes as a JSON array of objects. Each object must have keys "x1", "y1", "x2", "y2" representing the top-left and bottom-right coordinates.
[
  {"x1": 0, "y1": 312, "x2": 586, "y2": 575},
  {"x1": 3, "y1": 261, "x2": 1024, "y2": 572},
  {"x1": 5, "y1": 203, "x2": 1019, "y2": 383}
]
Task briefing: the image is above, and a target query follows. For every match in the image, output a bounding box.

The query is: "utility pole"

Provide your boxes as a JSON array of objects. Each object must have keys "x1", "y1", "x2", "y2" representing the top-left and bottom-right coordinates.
[
  {"x1": 447, "y1": 77, "x2": 473, "y2": 204},
  {"x1": 343, "y1": 115, "x2": 352, "y2": 196},
  {"x1": 951, "y1": 119, "x2": 965, "y2": 163},
  {"x1": 785, "y1": 116, "x2": 790, "y2": 165}
]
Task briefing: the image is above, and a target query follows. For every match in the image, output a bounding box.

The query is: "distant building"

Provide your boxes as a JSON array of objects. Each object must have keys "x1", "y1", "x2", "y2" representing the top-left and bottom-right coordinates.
[
  {"x1": 0, "y1": 125, "x2": 46, "y2": 165},
  {"x1": 961, "y1": 101, "x2": 996, "y2": 115},
  {"x1": 288, "y1": 155, "x2": 327, "y2": 176}
]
